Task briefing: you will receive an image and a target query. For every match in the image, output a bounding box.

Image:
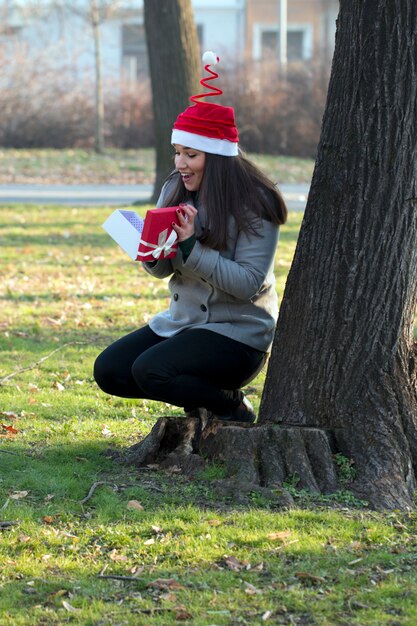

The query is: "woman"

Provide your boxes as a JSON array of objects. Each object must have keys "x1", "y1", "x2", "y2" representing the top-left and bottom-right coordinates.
[{"x1": 94, "y1": 52, "x2": 287, "y2": 423}]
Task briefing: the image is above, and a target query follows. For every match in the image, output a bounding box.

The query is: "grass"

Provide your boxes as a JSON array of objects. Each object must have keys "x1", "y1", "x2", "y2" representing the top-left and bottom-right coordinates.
[
  {"x1": 1, "y1": 202, "x2": 417, "y2": 625},
  {"x1": 0, "y1": 148, "x2": 314, "y2": 186}
]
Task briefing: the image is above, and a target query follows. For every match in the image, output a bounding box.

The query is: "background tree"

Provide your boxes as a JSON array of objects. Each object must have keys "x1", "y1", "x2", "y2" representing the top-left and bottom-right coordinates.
[
  {"x1": 53, "y1": 0, "x2": 124, "y2": 154},
  {"x1": 128, "y1": 0, "x2": 417, "y2": 512},
  {"x1": 144, "y1": 0, "x2": 200, "y2": 203},
  {"x1": 259, "y1": 0, "x2": 417, "y2": 510}
]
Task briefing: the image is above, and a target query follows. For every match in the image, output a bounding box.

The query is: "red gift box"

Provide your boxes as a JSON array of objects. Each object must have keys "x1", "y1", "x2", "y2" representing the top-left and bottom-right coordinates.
[{"x1": 137, "y1": 206, "x2": 181, "y2": 261}]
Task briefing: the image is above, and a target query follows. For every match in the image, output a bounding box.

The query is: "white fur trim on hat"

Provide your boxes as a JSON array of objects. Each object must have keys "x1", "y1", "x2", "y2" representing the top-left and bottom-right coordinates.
[{"x1": 171, "y1": 129, "x2": 238, "y2": 157}]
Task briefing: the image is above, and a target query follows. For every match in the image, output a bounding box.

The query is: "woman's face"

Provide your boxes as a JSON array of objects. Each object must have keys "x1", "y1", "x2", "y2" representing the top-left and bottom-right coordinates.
[{"x1": 174, "y1": 144, "x2": 206, "y2": 192}]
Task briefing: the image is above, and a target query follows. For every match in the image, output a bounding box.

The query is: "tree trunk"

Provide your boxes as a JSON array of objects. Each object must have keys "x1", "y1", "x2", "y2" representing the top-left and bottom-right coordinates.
[
  {"x1": 125, "y1": 0, "x2": 417, "y2": 511},
  {"x1": 260, "y1": 0, "x2": 417, "y2": 510},
  {"x1": 144, "y1": 0, "x2": 200, "y2": 203},
  {"x1": 91, "y1": 0, "x2": 104, "y2": 154}
]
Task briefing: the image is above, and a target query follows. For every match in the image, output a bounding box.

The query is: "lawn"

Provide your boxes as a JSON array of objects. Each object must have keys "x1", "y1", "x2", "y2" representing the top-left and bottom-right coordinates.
[
  {"x1": 0, "y1": 148, "x2": 314, "y2": 186},
  {"x1": 1, "y1": 202, "x2": 417, "y2": 625}
]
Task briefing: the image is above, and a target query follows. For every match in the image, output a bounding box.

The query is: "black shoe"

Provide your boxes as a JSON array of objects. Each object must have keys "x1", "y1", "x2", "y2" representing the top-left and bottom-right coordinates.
[{"x1": 215, "y1": 397, "x2": 257, "y2": 423}]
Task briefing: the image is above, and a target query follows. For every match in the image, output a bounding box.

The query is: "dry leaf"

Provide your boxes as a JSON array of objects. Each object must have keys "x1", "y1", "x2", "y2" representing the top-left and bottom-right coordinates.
[
  {"x1": 10, "y1": 490, "x2": 29, "y2": 500},
  {"x1": 127, "y1": 500, "x2": 144, "y2": 511},
  {"x1": 101, "y1": 424, "x2": 112, "y2": 437},
  {"x1": 262, "y1": 610, "x2": 273, "y2": 621},
  {"x1": 151, "y1": 525, "x2": 163, "y2": 534},
  {"x1": 1, "y1": 423, "x2": 19, "y2": 434},
  {"x1": 207, "y1": 518, "x2": 222, "y2": 526},
  {"x1": 295, "y1": 571, "x2": 325, "y2": 583},
  {"x1": 146, "y1": 578, "x2": 185, "y2": 591},
  {"x1": 47, "y1": 589, "x2": 68, "y2": 601},
  {"x1": 244, "y1": 581, "x2": 262, "y2": 595},
  {"x1": 62, "y1": 600, "x2": 79, "y2": 612},
  {"x1": 42, "y1": 515, "x2": 55, "y2": 524},
  {"x1": 223, "y1": 555, "x2": 250, "y2": 571},
  {"x1": 109, "y1": 549, "x2": 127, "y2": 562},
  {"x1": 267, "y1": 531, "x2": 292, "y2": 541},
  {"x1": 0, "y1": 411, "x2": 18, "y2": 419},
  {"x1": 175, "y1": 608, "x2": 193, "y2": 620},
  {"x1": 159, "y1": 592, "x2": 177, "y2": 602},
  {"x1": 144, "y1": 537, "x2": 155, "y2": 546}
]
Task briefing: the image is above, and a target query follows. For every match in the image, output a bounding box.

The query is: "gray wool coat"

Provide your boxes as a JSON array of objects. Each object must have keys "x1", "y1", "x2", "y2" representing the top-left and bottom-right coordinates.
[{"x1": 142, "y1": 179, "x2": 280, "y2": 353}]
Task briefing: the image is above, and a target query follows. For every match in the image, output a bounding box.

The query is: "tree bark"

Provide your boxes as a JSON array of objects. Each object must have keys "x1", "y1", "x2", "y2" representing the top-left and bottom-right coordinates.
[
  {"x1": 144, "y1": 0, "x2": 200, "y2": 203},
  {"x1": 260, "y1": 0, "x2": 417, "y2": 510}
]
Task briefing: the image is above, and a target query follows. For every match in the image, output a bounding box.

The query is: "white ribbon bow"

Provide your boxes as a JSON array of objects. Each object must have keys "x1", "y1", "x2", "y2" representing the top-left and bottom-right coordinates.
[{"x1": 137, "y1": 228, "x2": 178, "y2": 259}]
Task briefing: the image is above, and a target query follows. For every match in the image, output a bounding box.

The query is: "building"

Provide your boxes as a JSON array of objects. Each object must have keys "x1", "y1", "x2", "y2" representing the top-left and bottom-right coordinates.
[{"x1": 1, "y1": 0, "x2": 339, "y2": 83}]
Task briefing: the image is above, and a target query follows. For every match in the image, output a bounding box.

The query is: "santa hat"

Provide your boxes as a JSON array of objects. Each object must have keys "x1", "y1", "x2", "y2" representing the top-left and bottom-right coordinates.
[{"x1": 171, "y1": 51, "x2": 239, "y2": 157}]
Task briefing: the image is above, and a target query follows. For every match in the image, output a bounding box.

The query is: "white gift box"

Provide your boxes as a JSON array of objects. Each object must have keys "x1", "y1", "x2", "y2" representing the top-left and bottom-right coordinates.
[{"x1": 102, "y1": 209, "x2": 144, "y2": 260}]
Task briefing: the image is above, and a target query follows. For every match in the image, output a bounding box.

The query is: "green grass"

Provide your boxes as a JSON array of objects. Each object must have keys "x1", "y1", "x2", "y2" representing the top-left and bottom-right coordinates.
[
  {"x1": 0, "y1": 148, "x2": 314, "y2": 186},
  {"x1": 1, "y1": 203, "x2": 417, "y2": 625}
]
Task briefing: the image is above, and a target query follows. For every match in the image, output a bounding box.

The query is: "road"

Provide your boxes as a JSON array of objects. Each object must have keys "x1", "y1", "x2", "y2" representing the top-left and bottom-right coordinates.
[{"x1": 0, "y1": 183, "x2": 309, "y2": 211}]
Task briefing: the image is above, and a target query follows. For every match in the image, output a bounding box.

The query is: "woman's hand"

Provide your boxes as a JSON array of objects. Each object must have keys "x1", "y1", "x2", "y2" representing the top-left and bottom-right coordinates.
[{"x1": 172, "y1": 204, "x2": 198, "y2": 242}]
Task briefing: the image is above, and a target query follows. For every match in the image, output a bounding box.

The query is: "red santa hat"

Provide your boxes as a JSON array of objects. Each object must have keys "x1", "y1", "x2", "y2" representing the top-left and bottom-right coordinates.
[{"x1": 171, "y1": 51, "x2": 239, "y2": 157}]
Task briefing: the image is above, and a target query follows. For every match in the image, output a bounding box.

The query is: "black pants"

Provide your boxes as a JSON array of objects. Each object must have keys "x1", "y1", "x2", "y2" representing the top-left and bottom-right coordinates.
[{"x1": 93, "y1": 326, "x2": 266, "y2": 415}]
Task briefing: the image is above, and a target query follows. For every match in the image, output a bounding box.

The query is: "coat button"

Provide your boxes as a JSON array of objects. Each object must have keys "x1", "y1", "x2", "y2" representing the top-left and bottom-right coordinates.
[
  {"x1": 173, "y1": 293, "x2": 179, "y2": 301},
  {"x1": 200, "y1": 304, "x2": 207, "y2": 312}
]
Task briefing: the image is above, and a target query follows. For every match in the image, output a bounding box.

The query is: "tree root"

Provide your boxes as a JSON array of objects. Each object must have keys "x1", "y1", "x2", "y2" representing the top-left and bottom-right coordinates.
[{"x1": 116, "y1": 416, "x2": 341, "y2": 508}]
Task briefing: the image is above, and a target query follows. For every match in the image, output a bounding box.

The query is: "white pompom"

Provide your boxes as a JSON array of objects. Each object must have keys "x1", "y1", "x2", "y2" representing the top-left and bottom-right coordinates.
[{"x1": 202, "y1": 50, "x2": 218, "y2": 66}]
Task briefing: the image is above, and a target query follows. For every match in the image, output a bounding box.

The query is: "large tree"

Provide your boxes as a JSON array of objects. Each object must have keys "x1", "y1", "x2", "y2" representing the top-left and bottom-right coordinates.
[
  {"x1": 259, "y1": 0, "x2": 417, "y2": 510},
  {"x1": 144, "y1": 0, "x2": 200, "y2": 203},
  {"x1": 127, "y1": 0, "x2": 417, "y2": 511}
]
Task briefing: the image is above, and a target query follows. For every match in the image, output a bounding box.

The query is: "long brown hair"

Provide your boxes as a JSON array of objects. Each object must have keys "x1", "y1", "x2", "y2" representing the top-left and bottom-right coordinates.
[{"x1": 164, "y1": 151, "x2": 288, "y2": 250}]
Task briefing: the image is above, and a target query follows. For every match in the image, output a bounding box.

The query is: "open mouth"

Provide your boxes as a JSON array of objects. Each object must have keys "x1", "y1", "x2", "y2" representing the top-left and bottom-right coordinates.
[{"x1": 181, "y1": 174, "x2": 193, "y2": 182}]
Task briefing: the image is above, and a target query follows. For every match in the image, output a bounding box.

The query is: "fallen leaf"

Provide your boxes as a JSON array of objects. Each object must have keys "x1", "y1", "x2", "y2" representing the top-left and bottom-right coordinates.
[
  {"x1": 42, "y1": 516, "x2": 55, "y2": 524},
  {"x1": 295, "y1": 571, "x2": 325, "y2": 584},
  {"x1": 146, "y1": 578, "x2": 185, "y2": 591},
  {"x1": 223, "y1": 555, "x2": 250, "y2": 571},
  {"x1": 62, "y1": 600, "x2": 80, "y2": 612},
  {"x1": 207, "y1": 518, "x2": 222, "y2": 526},
  {"x1": 101, "y1": 424, "x2": 112, "y2": 437},
  {"x1": 109, "y1": 549, "x2": 127, "y2": 562},
  {"x1": 10, "y1": 490, "x2": 29, "y2": 500},
  {"x1": 144, "y1": 537, "x2": 155, "y2": 546},
  {"x1": 127, "y1": 500, "x2": 144, "y2": 511},
  {"x1": 267, "y1": 530, "x2": 292, "y2": 541},
  {"x1": 160, "y1": 592, "x2": 177, "y2": 602},
  {"x1": 262, "y1": 610, "x2": 273, "y2": 621},
  {"x1": 175, "y1": 607, "x2": 193, "y2": 620},
  {"x1": 244, "y1": 581, "x2": 263, "y2": 595},
  {"x1": 52, "y1": 381, "x2": 65, "y2": 392},
  {"x1": 1, "y1": 423, "x2": 19, "y2": 434},
  {"x1": 151, "y1": 525, "x2": 163, "y2": 534},
  {"x1": 47, "y1": 589, "x2": 68, "y2": 601},
  {"x1": 0, "y1": 411, "x2": 18, "y2": 419}
]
